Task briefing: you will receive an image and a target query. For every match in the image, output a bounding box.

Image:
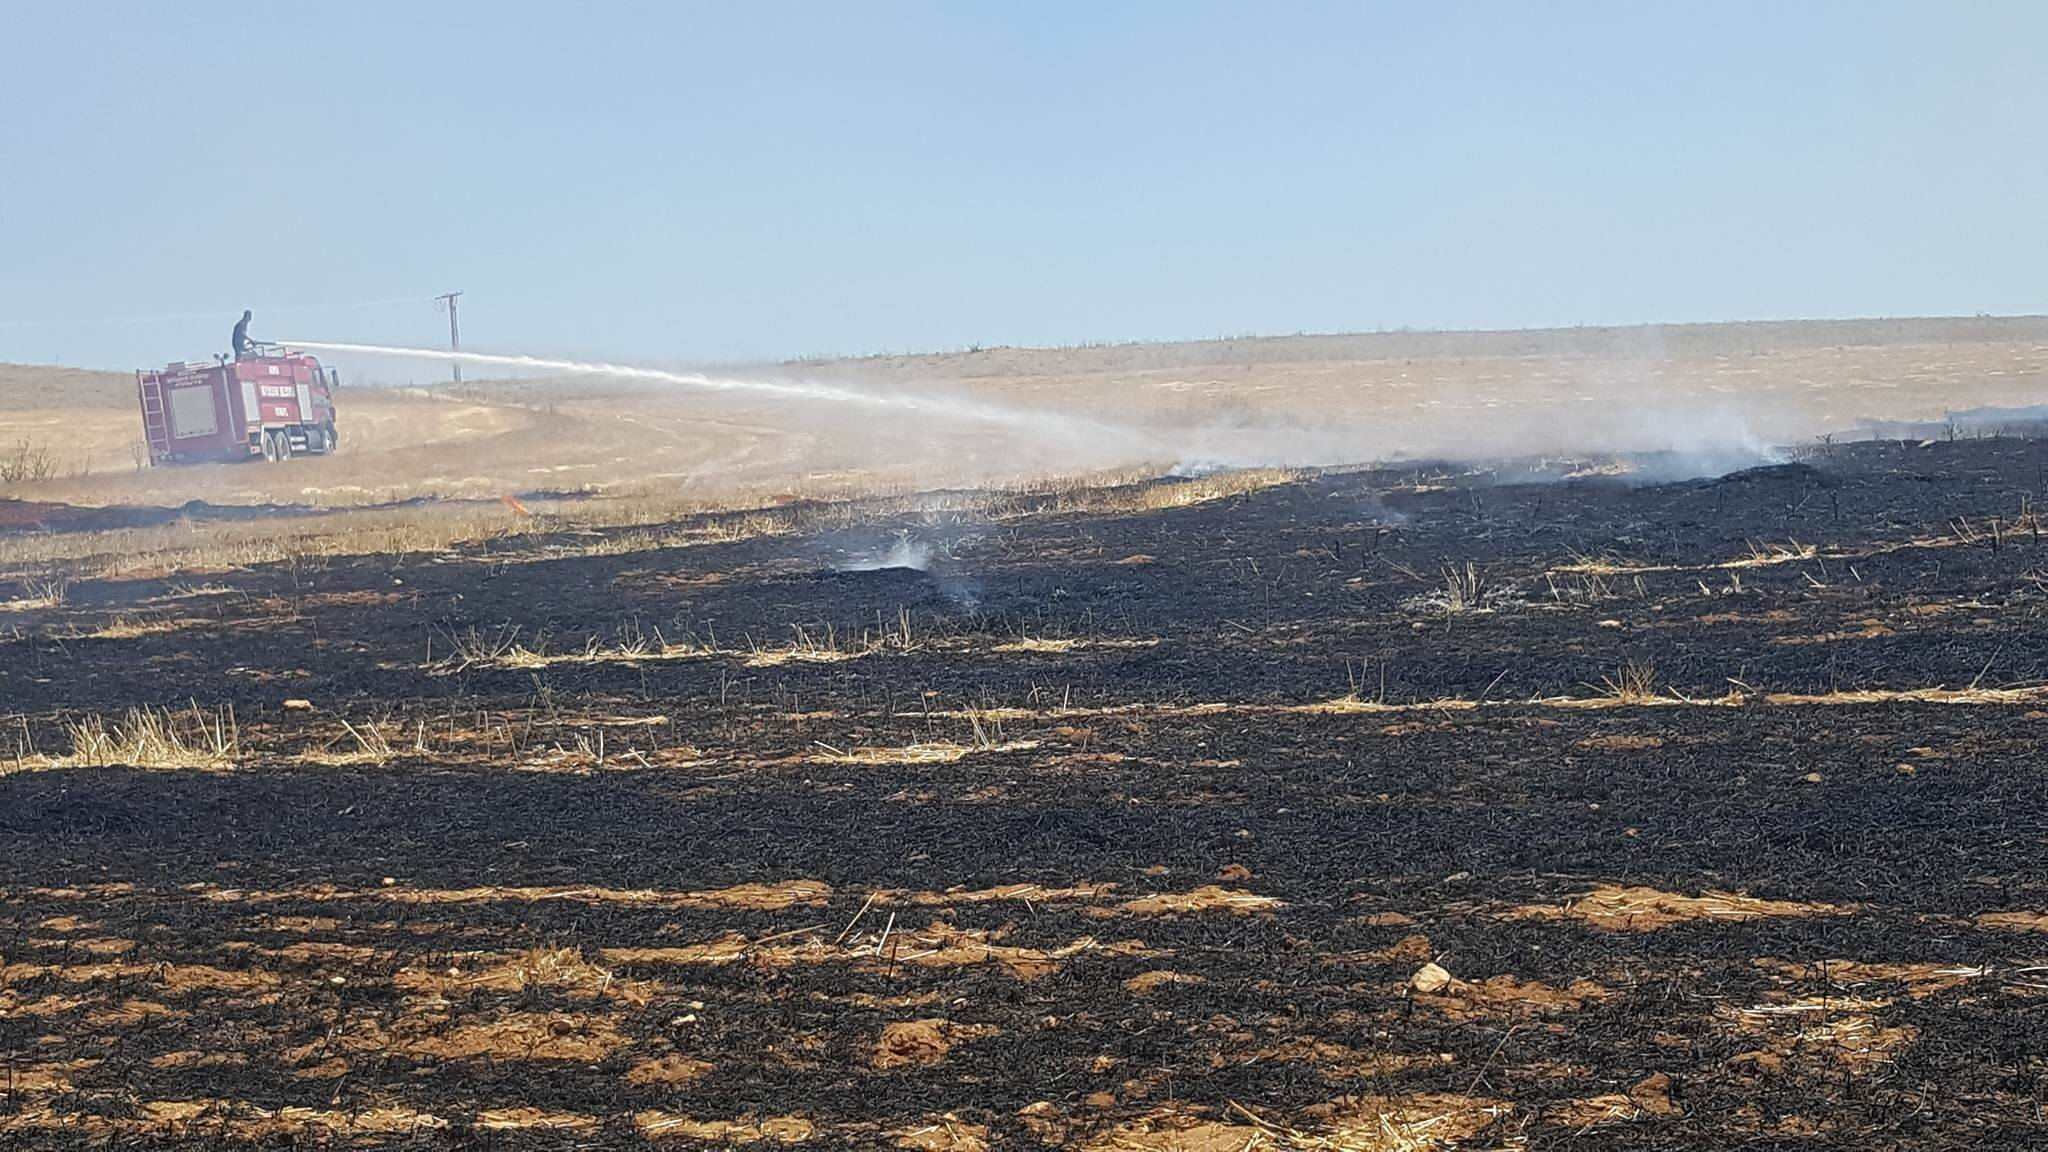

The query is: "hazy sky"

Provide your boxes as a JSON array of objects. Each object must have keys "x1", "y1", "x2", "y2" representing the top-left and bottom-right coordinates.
[{"x1": 3, "y1": 1, "x2": 2043, "y2": 369}]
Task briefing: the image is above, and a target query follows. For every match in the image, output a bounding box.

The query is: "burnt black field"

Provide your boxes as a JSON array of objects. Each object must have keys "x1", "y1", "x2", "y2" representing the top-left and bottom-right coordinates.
[{"x1": 3, "y1": 438, "x2": 2046, "y2": 1149}]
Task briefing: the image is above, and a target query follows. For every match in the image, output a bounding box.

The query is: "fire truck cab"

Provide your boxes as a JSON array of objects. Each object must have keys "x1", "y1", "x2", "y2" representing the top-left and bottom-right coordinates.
[{"x1": 137, "y1": 348, "x2": 340, "y2": 465}]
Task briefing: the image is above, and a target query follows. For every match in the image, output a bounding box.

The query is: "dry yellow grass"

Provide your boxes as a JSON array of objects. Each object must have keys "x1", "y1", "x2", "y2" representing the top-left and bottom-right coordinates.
[
  {"x1": 0, "y1": 505, "x2": 527, "y2": 580},
  {"x1": 1506, "y1": 885, "x2": 1845, "y2": 931},
  {"x1": 51, "y1": 706, "x2": 238, "y2": 771},
  {"x1": 991, "y1": 637, "x2": 1160, "y2": 654},
  {"x1": 0, "y1": 465, "x2": 1303, "y2": 585},
  {"x1": 63, "y1": 615, "x2": 189, "y2": 640},
  {"x1": 933, "y1": 681, "x2": 2048, "y2": 727},
  {"x1": 633, "y1": 1112, "x2": 815, "y2": 1144},
  {"x1": 1, "y1": 578, "x2": 67, "y2": 611},
  {"x1": 806, "y1": 740, "x2": 1041, "y2": 766},
  {"x1": 1125, "y1": 468, "x2": 1305, "y2": 510},
  {"x1": 1556, "y1": 540, "x2": 1820, "y2": 577}
]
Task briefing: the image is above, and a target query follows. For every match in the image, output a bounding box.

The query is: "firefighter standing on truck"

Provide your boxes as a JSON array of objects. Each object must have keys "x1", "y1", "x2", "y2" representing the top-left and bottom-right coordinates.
[{"x1": 231, "y1": 310, "x2": 256, "y2": 358}]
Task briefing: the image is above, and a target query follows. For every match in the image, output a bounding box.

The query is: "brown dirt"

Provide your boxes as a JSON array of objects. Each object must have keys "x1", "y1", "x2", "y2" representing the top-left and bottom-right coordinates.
[
  {"x1": 1232, "y1": 1038, "x2": 1431, "y2": 1080},
  {"x1": 0, "y1": 1100, "x2": 455, "y2": 1141},
  {"x1": 1414, "y1": 973, "x2": 1613, "y2": 1022},
  {"x1": 1122, "y1": 970, "x2": 1207, "y2": 995},
  {"x1": 872, "y1": 1020, "x2": 1001, "y2": 1071},
  {"x1": 1548, "y1": 1072, "x2": 1682, "y2": 1128},
  {"x1": 407, "y1": 1014, "x2": 629, "y2": 1063},
  {"x1": 624, "y1": 1053, "x2": 714, "y2": 1086}
]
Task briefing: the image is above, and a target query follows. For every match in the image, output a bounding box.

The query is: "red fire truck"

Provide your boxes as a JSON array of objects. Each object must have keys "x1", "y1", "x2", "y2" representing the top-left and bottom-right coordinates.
[{"x1": 136, "y1": 348, "x2": 340, "y2": 465}]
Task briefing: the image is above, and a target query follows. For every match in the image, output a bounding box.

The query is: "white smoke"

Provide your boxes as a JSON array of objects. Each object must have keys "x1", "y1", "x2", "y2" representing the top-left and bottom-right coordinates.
[
  {"x1": 280, "y1": 338, "x2": 1785, "y2": 486},
  {"x1": 839, "y1": 533, "x2": 932, "y2": 572}
]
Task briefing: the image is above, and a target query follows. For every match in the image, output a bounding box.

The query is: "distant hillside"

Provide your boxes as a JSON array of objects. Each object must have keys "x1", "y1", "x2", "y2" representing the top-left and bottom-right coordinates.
[
  {"x1": 787, "y1": 315, "x2": 2048, "y2": 383},
  {"x1": 9, "y1": 314, "x2": 2048, "y2": 407},
  {"x1": 0, "y1": 363, "x2": 133, "y2": 409}
]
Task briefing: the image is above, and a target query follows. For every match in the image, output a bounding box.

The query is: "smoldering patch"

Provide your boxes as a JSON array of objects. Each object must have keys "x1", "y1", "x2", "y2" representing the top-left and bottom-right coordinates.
[
  {"x1": 823, "y1": 531, "x2": 982, "y2": 611},
  {"x1": 839, "y1": 533, "x2": 934, "y2": 573}
]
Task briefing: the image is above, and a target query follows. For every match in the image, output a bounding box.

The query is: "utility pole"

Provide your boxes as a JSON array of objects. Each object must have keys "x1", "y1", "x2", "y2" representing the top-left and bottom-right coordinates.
[{"x1": 434, "y1": 291, "x2": 464, "y2": 386}]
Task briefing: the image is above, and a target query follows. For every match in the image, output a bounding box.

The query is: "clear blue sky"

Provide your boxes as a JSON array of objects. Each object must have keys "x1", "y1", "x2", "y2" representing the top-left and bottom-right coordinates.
[{"x1": 3, "y1": 1, "x2": 2043, "y2": 369}]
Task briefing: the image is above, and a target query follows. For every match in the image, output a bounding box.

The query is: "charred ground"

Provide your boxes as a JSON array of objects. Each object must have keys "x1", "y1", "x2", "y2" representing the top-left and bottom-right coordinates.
[{"x1": 3, "y1": 437, "x2": 2046, "y2": 1149}]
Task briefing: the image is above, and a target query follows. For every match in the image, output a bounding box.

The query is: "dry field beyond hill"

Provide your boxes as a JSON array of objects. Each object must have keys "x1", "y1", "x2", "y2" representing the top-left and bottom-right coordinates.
[
  {"x1": 4, "y1": 316, "x2": 2048, "y2": 512},
  {"x1": 3, "y1": 426, "x2": 2047, "y2": 1148}
]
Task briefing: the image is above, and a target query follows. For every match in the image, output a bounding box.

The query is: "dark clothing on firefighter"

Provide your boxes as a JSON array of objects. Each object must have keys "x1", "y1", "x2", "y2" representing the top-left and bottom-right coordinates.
[{"x1": 232, "y1": 314, "x2": 254, "y2": 358}]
